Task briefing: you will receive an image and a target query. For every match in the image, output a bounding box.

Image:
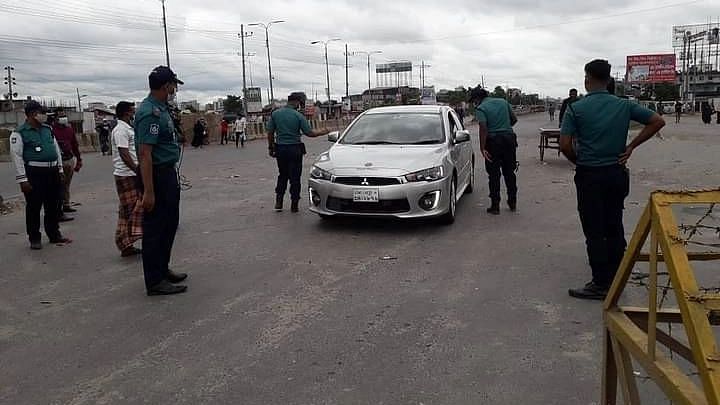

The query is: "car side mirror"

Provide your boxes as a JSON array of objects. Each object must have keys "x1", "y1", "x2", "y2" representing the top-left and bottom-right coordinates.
[
  {"x1": 328, "y1": 131, "x2": 339, "y2": 142},
  {"x1": 454, "y1": 129, "x2": 470, "y2": 144}
]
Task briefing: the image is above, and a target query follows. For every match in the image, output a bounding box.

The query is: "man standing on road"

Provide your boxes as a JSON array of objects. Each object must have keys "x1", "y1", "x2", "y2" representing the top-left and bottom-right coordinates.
[
  {"x1": 112, "y1": 101, "x2": 143, "y2": 258},
  {"x1": 558, "y1": 88, "x2": 579, "y2": 128},
  {"x1": 10, "y1": 101, "x2": 72, "y2": 250},
  {"x1": 52, "y1": 109, "x2": 82, "y2": 214},
  {"x1": 548, "y1": 103, "x2": 556, "y2": 122},
  {"x1": 560, "y1": 59, "x2": 665, "y2": 300},
  {"x1": 220, "y1": 119, "x2": 229, "y2": 145},
  {"x1": 674, "y1": 100, "x2": 682, "y2": 124},
  {"x1": 235, "y1": 115, "x2": 247, "y2": 148},
  {"x1": 266, "y1": 92, "x2": 329, "y2": 213},
  {"x1": 136, "y1": 66, "x2": 188, "y2": 296},
  {"x1": 471, "y1": 87, "x2": 519, "y2": 215}
]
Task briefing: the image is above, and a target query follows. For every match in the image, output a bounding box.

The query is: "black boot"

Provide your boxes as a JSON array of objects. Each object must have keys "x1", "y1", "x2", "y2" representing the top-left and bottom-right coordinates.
[
  {"x1": 274, "y1": 195, "x2": 283, "y2": 211},
  {"x1": 291, "y1": 200, "x2": 299, "y2": 213},
  {"x1": 508, "y1": 199, "x2": 517, "y2": 212},
  {"x1": 486, "y1": 200, "x2": 500, "y2": 215}
]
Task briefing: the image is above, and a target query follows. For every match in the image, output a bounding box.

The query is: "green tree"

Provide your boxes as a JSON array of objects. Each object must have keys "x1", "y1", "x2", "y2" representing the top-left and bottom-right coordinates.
[
  {"x1": 491, "y1": 86, "x2": 507, "y2": 99},
  {"x1": 653, "y1": 83, "x2": 679, "y2": 102},
  {"x1": 222, "y1": 95, "x2": 243, "y2": 114}
]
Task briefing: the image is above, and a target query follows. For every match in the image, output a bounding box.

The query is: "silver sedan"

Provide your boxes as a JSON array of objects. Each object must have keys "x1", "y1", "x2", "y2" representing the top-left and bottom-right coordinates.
[{"x1": 308, "y1": 105, "x2": 475, "y2": 224}]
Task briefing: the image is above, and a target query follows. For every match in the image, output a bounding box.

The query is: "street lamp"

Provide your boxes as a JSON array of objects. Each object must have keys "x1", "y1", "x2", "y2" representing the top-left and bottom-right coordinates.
[
  {"x1": 354, "y1": 50, "x2": 382, "y2": 91},
  {"x1": 249, "y1": 20, "x2": 285, "y2": 103},
  {"x1": 311, "y1": 38, "x2": 341, "y2": 103},
  {"x1": 76, "y1": 88, "x2": 88, "y2": 111}
]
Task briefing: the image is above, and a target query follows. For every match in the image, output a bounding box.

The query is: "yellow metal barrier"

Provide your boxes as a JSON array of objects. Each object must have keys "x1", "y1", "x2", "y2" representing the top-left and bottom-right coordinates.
[{"x1": 603, "y1": 189, "x2": 720, "y2": 405}]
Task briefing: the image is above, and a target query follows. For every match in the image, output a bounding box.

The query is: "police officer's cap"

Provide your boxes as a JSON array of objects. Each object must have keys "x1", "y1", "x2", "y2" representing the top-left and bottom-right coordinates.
[
  {"x1": 149, "y1": 66, "x2": 184, "y2": 90},
  {"x1": 24, "y1": 100, "x2": 45, "y2": 114},
  {"x1": 288, "y1": 92, "x2": 307, "y2": 103}
]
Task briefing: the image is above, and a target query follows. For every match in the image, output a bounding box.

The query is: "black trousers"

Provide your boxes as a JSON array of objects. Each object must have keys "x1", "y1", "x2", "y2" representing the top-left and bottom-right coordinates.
[
  {"x1": 220, "y1": 132, "x2": 228, "y2": 144},
  {"x1": 24, "y1": 166, "x2": 63, "y2": 243},
  {"x1": 485, "y1": 132, "x2": 518, "y2": 203},
  {"x1": 575, "y1": 165, "x2": 630, "y2": 287},
  {"x1": 275, "y1": 144, "x2": 303, "y2": 202},
  {"x1": 142, "y1": 166, "x2": 180, "y2": 290}
]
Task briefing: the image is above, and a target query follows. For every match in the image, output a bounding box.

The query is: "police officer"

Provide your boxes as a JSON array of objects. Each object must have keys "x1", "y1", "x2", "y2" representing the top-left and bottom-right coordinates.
[
  {"x1": 471, "y1": 87, "x2": 518, "y2": 215},
  {"x1": 266, "y1": 92, "x2": 329, "y2": 213},
  {"x1": 136, "y1": 66, "x2": 188, "y2": 296},
  {"x1": 560, "y1": 59, "x2": 665, "y2": 300},
  {"x1": 10, "y1": 101, "x2": 72, "y2": 250}
]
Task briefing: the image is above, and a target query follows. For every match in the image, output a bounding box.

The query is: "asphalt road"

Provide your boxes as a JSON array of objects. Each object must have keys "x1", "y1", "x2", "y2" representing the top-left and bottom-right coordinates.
[{"x1": 1, "y1": 113, "x2": 719, "y2": 404}]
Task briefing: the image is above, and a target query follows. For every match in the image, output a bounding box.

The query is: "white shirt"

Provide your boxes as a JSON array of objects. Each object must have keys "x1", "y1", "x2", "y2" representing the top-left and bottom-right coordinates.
[
  {"x1": 111, "y1": 120, "x2": 138, "y2": 177},
  {"x1": 9, "y1": 125, "x2": 63, "y2": 184},
  {"x1": 234, "y1": 118, "x2": 247, "y2": 133}
]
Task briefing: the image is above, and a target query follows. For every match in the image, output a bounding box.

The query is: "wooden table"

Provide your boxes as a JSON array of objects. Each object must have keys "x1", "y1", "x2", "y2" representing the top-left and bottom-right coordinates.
[{"x1": 538, "y1": 128, "x2": 562, "y2": 161}]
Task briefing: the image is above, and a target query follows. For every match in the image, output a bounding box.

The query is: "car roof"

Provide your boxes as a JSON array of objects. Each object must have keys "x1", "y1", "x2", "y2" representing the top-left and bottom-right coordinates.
[{"x1": 364, "y1": 105, "x2": 449, "y2": 115}]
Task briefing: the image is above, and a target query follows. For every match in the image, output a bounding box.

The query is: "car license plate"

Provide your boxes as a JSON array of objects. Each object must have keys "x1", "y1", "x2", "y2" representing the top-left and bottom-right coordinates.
[{"x1": 353, "y1": 189, "x2": 379, "y2": 202}]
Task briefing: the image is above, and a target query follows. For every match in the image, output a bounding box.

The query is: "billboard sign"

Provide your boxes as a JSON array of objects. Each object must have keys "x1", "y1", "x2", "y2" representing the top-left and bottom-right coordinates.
[
  {"x1": 376, "y1": 61, "x2": 412, "y2": 74},
  {"x1": 626, "y1": 54, "x2": 677, "y2": 84},
  {"x1": 245, "y1": 87, "x2": 263, "y2": 113}
]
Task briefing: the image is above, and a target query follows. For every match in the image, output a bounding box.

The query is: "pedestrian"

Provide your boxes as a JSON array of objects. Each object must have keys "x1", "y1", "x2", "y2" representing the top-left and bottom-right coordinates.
[
  {"x1": 558, "y1": 88, "x2": 579, "y2": 128},
  {"x1": 52, "y1": 109, "x2": 82, "y2": 214},
  {"x1": 267, "y1": 92, "x2": 329, "y2": 213},
  {"x1": 97, "y1": 119, "x2": 111, "y2": 156},
  {"x1": 136, "y1": 65, "x2": 188, "y2": 296},
  {"x1": 559, "y1": 59, "x2": 665, "y2": 300},
  {"x1": 548, "y1": 103, "x2": 556, "y2": 121},
  {"x1": 111, "y1": 101, "x2": 143, "y2": 257},
  {"x1": 675, "y1": 100, "x2": 682, "y2": 124},
  {"x1": 235, "y1": 115, "x2": 247, "y2": 148},
  {"x1": 10, "y1": 100, "x2": 73, "y2": 250},
  {"x1": 471, "y1": 87, "x2": 519, "y2": 215},
  {"x1": 701, "y1": 102, "x2": 712, "y2": 124},
  {"x1": 191, "y1": 118, "x2": 204, "y2": 148},
  {"x1": 657, "y1": 101, "x2": 664, "y2": 116},
  {"x1": 220, "y1": 119, "x2": 229, "y2": 145}
]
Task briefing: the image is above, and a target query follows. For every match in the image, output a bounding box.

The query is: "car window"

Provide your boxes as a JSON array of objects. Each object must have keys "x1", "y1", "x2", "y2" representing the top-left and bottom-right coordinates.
[
  {"x1": 449, "y1": 110, "x2": 464, "y2": 131},
  {"x1": 340, "y1": 113, "x2": 445, "y2": 145},
  {"x1": 447, "y1": 111, "x2": 457, "y2": 135}
]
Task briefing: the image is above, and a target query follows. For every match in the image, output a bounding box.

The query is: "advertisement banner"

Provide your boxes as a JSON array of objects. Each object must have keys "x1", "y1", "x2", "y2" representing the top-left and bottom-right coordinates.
[
  {"x1": 245, "y1": 87, "x2": 263, "y2": 113},
  {"x1": 626, "y1": 54, "x2": 677, "y2": 84}
]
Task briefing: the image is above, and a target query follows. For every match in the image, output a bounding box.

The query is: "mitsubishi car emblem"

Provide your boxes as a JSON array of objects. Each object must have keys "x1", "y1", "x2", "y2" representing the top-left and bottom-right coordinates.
[{"x1": 361, "y1": 178, "x2": 370, "y2": 186}]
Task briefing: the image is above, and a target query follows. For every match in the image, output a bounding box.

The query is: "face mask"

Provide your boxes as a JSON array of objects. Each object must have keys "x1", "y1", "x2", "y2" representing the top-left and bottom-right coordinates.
[{"x1": 58, "y1": 117, "x2": 69, "y2": 125}]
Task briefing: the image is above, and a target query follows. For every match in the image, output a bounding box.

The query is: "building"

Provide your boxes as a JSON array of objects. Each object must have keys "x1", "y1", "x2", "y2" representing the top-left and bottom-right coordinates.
[
  {"x1": 213, "y1": 98, "x2": 224, "y2": 112},
  {"x1": 673, "y1": 22, "x2": 720, "y2": 102},
  {"x1": 179, "y1": 100, "x2": 200, "y2": 112},
  {"x1": 87, "y1": 102, "x2": 107, "y2": 112}
]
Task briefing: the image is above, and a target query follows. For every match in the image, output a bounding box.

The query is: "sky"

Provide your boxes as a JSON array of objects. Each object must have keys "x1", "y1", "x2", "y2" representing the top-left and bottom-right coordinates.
[{"x1": 0, "y1": 0, "x2": 716, "y2": 108}]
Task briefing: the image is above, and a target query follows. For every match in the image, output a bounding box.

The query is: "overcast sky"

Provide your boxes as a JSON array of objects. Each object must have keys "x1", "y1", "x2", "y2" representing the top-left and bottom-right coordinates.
[{"x1": 0, "y1": 0, "x2": 716, "y2": 107}]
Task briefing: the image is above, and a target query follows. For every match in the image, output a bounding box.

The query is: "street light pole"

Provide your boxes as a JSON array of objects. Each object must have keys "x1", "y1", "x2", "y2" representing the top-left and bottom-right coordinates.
[
  {"x1": 250, "y1": 20, "x2": 284, "y2": 103},
  {"x1": 354, "y1": 50, "x2": 382, "y2": 91},
  {"x1": 311, "y1": 38, "x2": 341, "y2": 103},
  {"x1": 160, "y1": 0, "x2": 170, "y2": 67}
]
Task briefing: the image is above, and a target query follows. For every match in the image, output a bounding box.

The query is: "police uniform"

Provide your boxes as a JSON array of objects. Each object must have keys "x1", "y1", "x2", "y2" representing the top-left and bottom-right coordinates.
[
  {"x1": 561, "y1": 90, "x2": 654, "y2": 291},
  {"x1": 475, "y1": 97, "x2": 518, "y2": 209},
  {"x1": 10, "y1": 119, "x2": 65, "y2": 244},
  {"x1": 135, "y1": 93, "x2": 182, "y2": 291},
  {"x1": 267, "y1": 105, "x2": 313, "y2": 205}
]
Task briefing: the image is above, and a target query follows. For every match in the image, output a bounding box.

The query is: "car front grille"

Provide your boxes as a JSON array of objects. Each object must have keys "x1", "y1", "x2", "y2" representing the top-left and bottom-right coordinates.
[
  {"x1": 326, "y1": 197, "x2": 410, "y2": 214},
  {"x1": 333, "y1": 177, "x2": 401, "y2": 186}
]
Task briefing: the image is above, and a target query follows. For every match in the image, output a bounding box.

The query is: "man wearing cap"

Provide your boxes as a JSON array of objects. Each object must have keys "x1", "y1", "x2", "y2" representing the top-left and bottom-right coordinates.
[
  {"x1": 10, "y1": 101, "x2": 72, "y2": 250},
  {"x1": 266, "y1": 92, "x2": 329, "y2": 212},
  {"x1": 471, "y1": 87, "x2": 519, "y2": 215},
  {"x1": 560, "y1": 59, "x2": 665, "y2": 300},
  {"x1": 135, "y1": 66, "x2": 188, "y2": 296}
]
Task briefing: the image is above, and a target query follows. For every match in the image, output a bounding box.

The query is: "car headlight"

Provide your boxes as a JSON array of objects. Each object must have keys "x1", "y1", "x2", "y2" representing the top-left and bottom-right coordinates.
[
  {"x1": 405, "y1": 166, "x2": 445, "y2": 182},
  {"x1": 310, "y1": 166, "x2": 332, "y2": 181}
]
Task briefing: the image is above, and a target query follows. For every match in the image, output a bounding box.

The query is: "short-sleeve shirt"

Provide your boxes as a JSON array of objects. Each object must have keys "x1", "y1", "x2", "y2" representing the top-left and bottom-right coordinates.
[
  {"x1": 474, "y1": 98, "x2": 514, "y2": 135},
  {"x1": 135, "y1": 95, "x2": 179, "y2": 166},
  {"x1": 560, "y1": 90, "x2": 655, "y2": 167},
  {"x1": 112, "y1": 120, "x2": 138, "y2": 177},
  {"x1": 266, "y1": 106, "x2": 312, "y2": 145}
]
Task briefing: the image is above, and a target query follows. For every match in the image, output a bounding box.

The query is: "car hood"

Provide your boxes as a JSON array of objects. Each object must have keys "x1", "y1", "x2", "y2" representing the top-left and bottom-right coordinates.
[{"x1": 315, "y1": 144, "x2": 447, "y2": 177}]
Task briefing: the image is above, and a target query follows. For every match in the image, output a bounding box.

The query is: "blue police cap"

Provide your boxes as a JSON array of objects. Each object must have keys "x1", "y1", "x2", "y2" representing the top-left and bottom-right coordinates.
[
  {"x1": 148, "y1": 66, "x2": 184, "y2": 90},
  {"x1": 24, "y1": 100, "x2": 45, "y2": 114}
]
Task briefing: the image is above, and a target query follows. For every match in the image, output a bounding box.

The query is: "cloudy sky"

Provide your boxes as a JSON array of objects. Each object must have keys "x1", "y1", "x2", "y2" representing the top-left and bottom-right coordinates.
[{"x1": 0, "y1": 0, "x2": 715, "y2": 107}]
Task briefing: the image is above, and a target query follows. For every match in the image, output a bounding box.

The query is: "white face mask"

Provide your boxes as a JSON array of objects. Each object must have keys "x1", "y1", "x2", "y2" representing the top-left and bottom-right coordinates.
[{"x1": 58, "y1": 117, "x2": 69, "y2": 125}]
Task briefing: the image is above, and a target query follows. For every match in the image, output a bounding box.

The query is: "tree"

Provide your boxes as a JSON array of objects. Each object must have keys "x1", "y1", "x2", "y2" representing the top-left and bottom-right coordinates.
[
  {"x1": 653, "y1": 83, "x2": 679, "y2": 102},
  {"x1": 491, "y1": 86, "x2": 506, "y2": 99},
  {"x1": 222, "y1": 95, "x2": 243, "y2": 114}
]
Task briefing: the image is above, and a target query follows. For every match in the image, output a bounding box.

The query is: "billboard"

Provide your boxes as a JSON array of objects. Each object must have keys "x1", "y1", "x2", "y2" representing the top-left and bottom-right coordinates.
[
  {"x1": 626, "y1": 54, "x2": 676, "y2": 84},
  {"x1": 376, "y1": 61, "x2": 412, "y2": 74},
  {"x1": 245, "y1": 87, "x2": 263, "y2": 113}
]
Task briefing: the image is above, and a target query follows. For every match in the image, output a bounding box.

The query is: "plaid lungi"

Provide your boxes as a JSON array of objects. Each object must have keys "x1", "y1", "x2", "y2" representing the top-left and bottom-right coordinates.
[{"x1": 115, "y1": 175, "x2": 143, "y2": 251}]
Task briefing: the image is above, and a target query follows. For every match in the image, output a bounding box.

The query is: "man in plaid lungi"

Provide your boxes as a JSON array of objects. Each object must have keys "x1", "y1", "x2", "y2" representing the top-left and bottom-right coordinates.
[{"x1": 111, "y1": 102, "x2": 143, "y2": 257}]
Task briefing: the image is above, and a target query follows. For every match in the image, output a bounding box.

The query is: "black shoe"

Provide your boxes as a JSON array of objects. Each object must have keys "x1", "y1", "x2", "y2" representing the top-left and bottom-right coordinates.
[
  {"x1": 568, "y1": 281, "x2": 609, "y2": 300},
  {"x1": 121, "y1": 247, "x2": 142, "y2": 257},
  {"x1": 63, "y1": 206, "x2": 77, "y2": 213},
  {"x1": 30, "y1": 241, "x2": 42, "y2": 250},
  {"x1": 275, "y1": 195, "x2": 283, "y2": 211},
  {"x1": 166, "y1": 269, "x2": 188, "y2": 283},
  {"x1": 486, "y1": 202, "x2": 500, "y2": 215},
  {"x1": 508, "y1": 200, "x2": 517, "y2": 212},
  {"x1": 291, "y1": 200, "x2": 299, "y2": 213},
  {"x1": 49, "y1": 236, "x2": 72, "y2": 244},
  {"x1": 147, "y1": 280, "x2": 187, "y2": 296},
  {"x1": 58, "y1": 215, "x2": 74, "y2": 222}
]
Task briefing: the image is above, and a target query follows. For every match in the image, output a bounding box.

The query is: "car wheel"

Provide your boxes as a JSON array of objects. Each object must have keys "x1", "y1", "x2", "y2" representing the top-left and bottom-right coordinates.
[
  {"x1": 440, "y1": 177, "x2": 457, "y2": 225},
  {"x1": 465, "y1": 159, "x2": 475, "y2": 194}
]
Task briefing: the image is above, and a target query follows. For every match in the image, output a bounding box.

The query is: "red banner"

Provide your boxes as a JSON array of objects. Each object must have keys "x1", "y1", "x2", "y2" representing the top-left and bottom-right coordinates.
[{"x1": 626, "y1": 54, "x2": 677, "y2": 84}]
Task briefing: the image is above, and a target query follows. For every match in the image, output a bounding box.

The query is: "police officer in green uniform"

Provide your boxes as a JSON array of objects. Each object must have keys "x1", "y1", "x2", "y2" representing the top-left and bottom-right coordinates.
[
  {"x1": 266, "y1": 92, "x2": 329, "y2": 213},
  {"x1": 471, "y1": 87, "x2": 519, "y2": 215},
  {"x1": 560, "y1": 59, "x2": 665, "y2": 300},
  {"x1": 10, "y1": 101, "x2": 72, "y2": 249},
  {"x1": 136, "y1": 66, "x2": 188, "y2": 296}
]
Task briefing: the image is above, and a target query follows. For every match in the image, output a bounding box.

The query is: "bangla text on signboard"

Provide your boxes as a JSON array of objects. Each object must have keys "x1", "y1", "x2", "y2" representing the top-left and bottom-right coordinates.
[{"x1": 626, "y1": 54, "x2": 677, "y2": 84}]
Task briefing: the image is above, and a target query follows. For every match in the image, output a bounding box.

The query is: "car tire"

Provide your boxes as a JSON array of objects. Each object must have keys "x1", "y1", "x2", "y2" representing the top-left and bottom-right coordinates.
[
  {"x1": 465, "y1": 159, "x2": 475, "y2": 194},
  {"x1": 440, "y1": 177, "x2": 457, "y2": 225}
]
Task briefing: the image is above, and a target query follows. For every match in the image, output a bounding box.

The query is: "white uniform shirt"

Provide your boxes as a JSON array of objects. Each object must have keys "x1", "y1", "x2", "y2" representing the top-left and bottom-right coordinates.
[
  {"x1": 9, "y1": 125, "x2": 63, "y2": 184},
  {"x1": 234, "y1": 117, "x2": 247, "y2": 133},
  {"x1": 111, "y1": 120, "x2": 138, "y2": 177}
]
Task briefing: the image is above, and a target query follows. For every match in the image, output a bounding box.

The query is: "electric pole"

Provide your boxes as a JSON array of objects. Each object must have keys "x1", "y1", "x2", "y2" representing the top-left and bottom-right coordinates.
[
  {"x1": 311, "y1": 38, "x2": 341, "y2": 103},
  {"x1": 354, "y1": 50, "x2": 382, "y2": 91},
  {"x1": 419, "y1": 61, "x2": 431, "y2": 89},
  {"x1": 249, "y1": 20, "x2": 285, "y2": 103},
  {"x1": 4, "y1": 66, "x2": 17, "y2": 101},
  {"x1": 345, "y1": 44, "x2": 349, "y2": 98},
  {"x1": 239, "y1": 25, "x2": 253, "y2": 116},
  {"x1": 160, "y1": 0, "x2": 170, "y2": 67}
]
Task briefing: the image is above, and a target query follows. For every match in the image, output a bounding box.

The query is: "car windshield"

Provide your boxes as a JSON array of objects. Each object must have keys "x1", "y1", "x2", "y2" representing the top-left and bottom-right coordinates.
[{"x1": 340, "y1": 113, "x2": 445, "y2": 145}]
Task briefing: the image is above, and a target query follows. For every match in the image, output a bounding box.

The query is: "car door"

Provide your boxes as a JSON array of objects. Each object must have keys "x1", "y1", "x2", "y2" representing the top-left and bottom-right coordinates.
[{"x1": 448, "y1": 110, "x2": 471, "y2": 188}]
